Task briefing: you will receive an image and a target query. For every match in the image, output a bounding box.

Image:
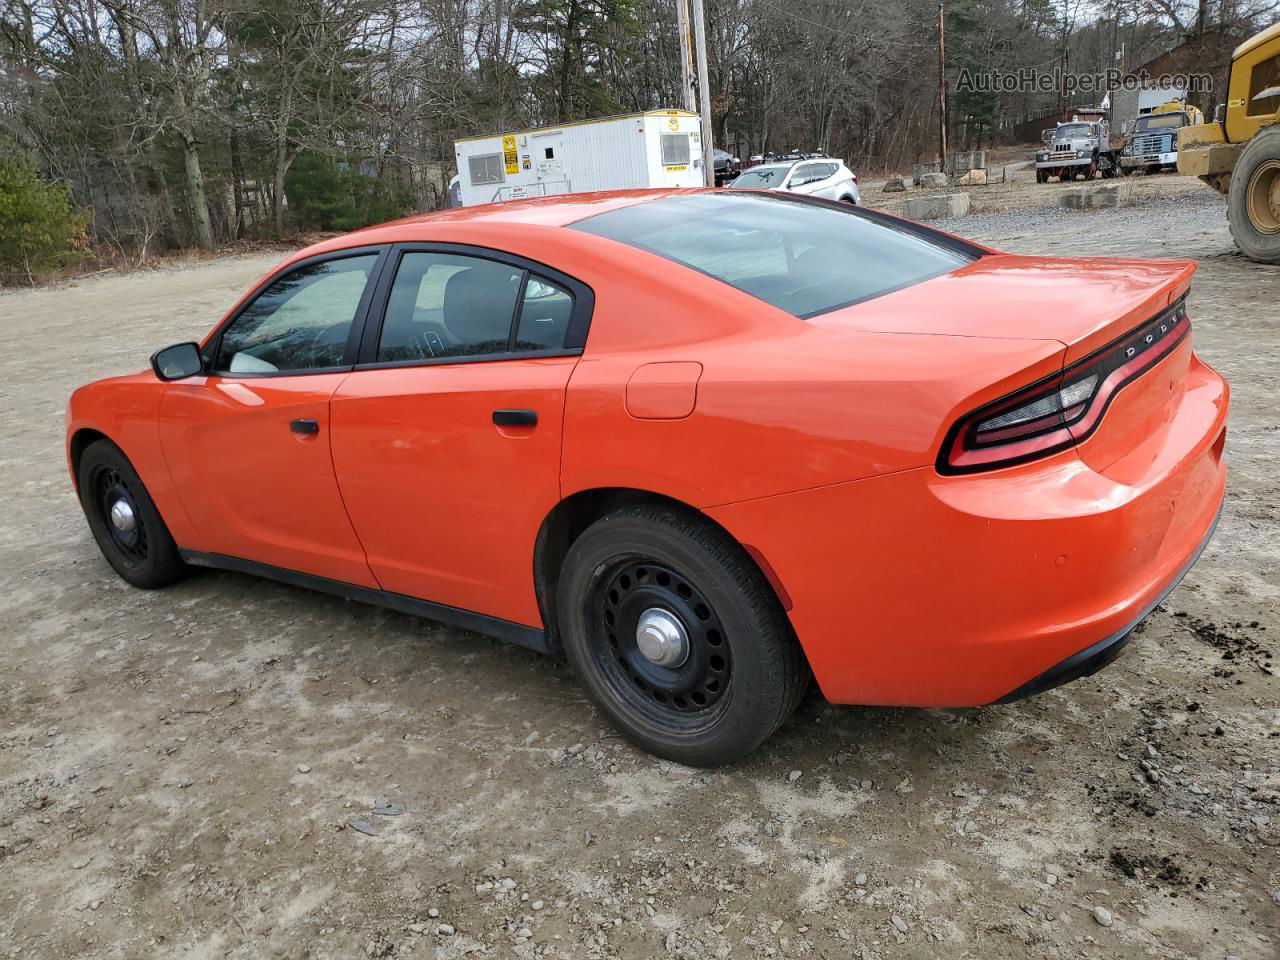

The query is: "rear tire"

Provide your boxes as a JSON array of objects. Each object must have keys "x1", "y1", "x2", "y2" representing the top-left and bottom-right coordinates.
[
  {"x1": 1227, "y1": 126, "x2": 1280, "y2": 265},
  {"x1": 77, "y1": 439, "x2": 187, "y2": 589},
  {"x1": 556, "y1": 504, "x2": 808, "y2": 766}
]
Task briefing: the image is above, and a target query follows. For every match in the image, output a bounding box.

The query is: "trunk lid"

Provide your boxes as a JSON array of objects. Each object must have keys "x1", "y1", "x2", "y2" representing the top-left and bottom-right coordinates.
[
  {"x1": 817, "y1": 252, "x2": 1198, "y2": 478},
  {"x1": 813, "y1": 254, "x2": 1195, "y2": 362}
]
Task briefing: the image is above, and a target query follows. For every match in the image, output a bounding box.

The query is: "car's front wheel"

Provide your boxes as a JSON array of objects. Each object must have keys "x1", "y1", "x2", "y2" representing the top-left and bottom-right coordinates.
[
  {"x1": 77, "y1": 439, "x2": 187, "y2": 589},
  {"x1": 557, "y1": 504, "x2": 808, "y2": 766}
]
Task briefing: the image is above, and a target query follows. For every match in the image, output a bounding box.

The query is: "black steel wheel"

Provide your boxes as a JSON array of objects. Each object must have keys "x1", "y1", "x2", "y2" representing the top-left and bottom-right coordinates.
[
  {"x1": 591, "y1": 559, "x2": 733, "y2": 725},
  {"x1": 557, "y1": 504, "x2": 809, "y2": 766},
  {"x1": 92, "y1": 465, "x2": 149, "y2": 563},
  {"x1": 77, "y1": 439, "x2": 187, "y2": 589}
]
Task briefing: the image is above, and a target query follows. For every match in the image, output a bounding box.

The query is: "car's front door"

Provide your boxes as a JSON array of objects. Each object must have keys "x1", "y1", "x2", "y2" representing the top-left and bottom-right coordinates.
[
  {"x1": 784, "y1": 162, "x2": 819, "y2": 194},
  {"x1": 158, "y1": 249, "x2": 386, "y2": 586},
  {"x1": 330, "y1": 247, "x2": 592, "y2": 627}
]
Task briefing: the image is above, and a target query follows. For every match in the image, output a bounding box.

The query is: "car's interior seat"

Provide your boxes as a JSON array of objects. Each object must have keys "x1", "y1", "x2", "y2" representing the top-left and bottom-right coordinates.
[
  {"x1": 442, "y1": 265, "x2": 520, "y2": 353},
  {"x1": 515, "y1": 293, "x2": 573, "y2": 349}
]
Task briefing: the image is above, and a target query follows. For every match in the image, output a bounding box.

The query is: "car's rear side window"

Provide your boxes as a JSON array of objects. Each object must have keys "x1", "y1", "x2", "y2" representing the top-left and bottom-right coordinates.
[
  {"x1": 571, "y1": 192, "x2": 977, "y2": 318},
  {"x1": 377, "y1": 251, "x2": 577, "y2": 363}
]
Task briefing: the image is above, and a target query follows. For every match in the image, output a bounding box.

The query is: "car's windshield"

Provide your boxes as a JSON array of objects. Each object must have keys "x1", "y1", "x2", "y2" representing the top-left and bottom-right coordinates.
[
  {"x1": 1135, "y1": 113, "x2": 1187, "y2": 132},
  {"x1": 730, "y1": 166, "x2": 790, "y2": 188},
  {"x1": 571, "y1": 192, "x2": 978, "y2": 318},
  {"x1": 1056, "y1": 123, "x2": 1094, "y2": 138}
]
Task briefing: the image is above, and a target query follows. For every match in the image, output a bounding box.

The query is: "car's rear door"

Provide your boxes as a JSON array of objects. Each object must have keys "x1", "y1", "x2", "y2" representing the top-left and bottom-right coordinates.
[
  {"x1": 809, "y1": 162, "x2": 843, "y2": 199},
  {"x1": 329, "y1": 245, "x2": 593, "y2": 627},
  {"x1": 158, "y1": 248, "x2": 387, "y2": 586}
]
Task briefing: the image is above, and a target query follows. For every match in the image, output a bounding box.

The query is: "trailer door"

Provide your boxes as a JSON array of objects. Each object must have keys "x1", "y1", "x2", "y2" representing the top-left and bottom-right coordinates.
[{"x1": 532, "y1": 131, "x2": 568, "y2": 196}]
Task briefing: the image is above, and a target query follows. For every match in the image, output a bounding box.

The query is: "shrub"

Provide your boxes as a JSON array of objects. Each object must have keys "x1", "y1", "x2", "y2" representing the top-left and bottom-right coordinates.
[
  {"x1": 284, "y1": 152, "x2": 414, "y2": 232},
  {"x1": 0, "y1": 153, "x2": 89, "y2": 282}
]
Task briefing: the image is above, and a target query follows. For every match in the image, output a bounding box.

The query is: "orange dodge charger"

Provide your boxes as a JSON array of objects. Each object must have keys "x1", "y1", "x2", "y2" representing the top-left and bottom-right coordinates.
[{"x1": 66, "y1": 190, "x2": 1228, "y2": 765}]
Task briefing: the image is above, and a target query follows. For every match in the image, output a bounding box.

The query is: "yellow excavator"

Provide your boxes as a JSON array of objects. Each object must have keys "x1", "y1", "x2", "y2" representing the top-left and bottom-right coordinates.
[{"x1": 1178, "y1": 22, "x2": 1280, "y2": 263}]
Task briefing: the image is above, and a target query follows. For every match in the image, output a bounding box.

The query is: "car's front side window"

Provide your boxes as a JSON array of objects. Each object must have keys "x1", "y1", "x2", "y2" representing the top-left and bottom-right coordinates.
[
  {"x1": 215, "y1": 254, "x2": 378, "y2": 374},
  {"x1": 376, "y1": 252, "x2": 575, "y2": 363},
  {"x1": 788, "y1": 163, "x2": 815, "y2": 186}
]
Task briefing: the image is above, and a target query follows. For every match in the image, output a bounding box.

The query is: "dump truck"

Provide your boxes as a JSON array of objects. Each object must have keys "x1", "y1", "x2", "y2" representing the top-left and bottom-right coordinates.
[
  {"x1": 1177, "y1": 21, "x2": 1280, "y2": 263},
  {"x1": 1119, "y1": 100, "x2": 1205, "y2": 174},
  {"x1": 1034, "y1": 115, "x2": 1116, "y2": 182}
]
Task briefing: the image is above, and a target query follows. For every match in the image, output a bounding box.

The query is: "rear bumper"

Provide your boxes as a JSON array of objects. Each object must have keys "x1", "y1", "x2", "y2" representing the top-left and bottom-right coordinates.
[
  {"x1": 993, "y1": 497, "x2": 1220, "y2": 703},
  {"x1": 708, "y1": 354, "x2": 1228, "y2": 707}
]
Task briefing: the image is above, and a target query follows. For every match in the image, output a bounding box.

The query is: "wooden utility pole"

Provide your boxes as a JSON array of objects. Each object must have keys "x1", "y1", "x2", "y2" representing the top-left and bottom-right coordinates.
[
  {"x1": 690, "y1": 0, "x2": 715, "y2": 186},
  {"x1": 675, "y1": 0, "x2": 696, "y2": 113},
  {"x1": 937, "y1": 2, "x2": 948, "y2": 173}
]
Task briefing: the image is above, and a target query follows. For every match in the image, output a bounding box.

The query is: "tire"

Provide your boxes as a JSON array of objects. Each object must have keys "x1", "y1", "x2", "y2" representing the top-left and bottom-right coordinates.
[
  {"x1": 77, "y1": 439, "x2": 187, "y2": 589},
  {"x1": 1035, "y1": 169, "x2": 1046, "y2": 184},
  {"x1": 556, "y1": 504, "x2": 808, "y2": 766},
  {"x1": 1227, "y1": 126, "x2": 1280, "y2": 264}
]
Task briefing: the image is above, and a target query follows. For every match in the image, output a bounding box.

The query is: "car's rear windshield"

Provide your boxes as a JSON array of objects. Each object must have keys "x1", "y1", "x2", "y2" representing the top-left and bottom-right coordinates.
[{"x1": 571, "y1": 192, "x2": 978, "y2": 318}]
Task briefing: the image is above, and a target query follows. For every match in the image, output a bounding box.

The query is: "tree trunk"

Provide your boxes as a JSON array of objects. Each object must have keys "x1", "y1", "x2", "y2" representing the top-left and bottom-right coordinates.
[
  {"x1": 557, "y1": 0, "x2": 580, "y2": 122},
  {"x1": 180, "y1": 132, "x2": 214, "y2": 250},
  {"x1": 273, "y1": 154, "x2": 288, "y2": 238},
  {"x1": 230, "y1": 128, "x2": 246, "y2": 240}
]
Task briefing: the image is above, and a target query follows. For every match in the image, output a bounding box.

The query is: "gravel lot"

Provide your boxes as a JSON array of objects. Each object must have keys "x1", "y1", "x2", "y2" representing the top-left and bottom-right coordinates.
[{"x1": 1, "y1": 173, "x2": 1278, "y2": 960}]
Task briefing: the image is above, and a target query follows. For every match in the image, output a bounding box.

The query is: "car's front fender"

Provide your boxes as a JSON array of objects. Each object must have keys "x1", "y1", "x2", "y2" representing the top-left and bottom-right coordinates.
[{"x1": 66, "y1": 374, "x2": 203, "y2": 550}]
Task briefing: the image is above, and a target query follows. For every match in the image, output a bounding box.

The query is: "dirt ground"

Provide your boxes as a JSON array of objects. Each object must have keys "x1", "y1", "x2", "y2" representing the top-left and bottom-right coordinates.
[{"x1": 1, "y1": 170, "x2": 1278, "y2": 960}]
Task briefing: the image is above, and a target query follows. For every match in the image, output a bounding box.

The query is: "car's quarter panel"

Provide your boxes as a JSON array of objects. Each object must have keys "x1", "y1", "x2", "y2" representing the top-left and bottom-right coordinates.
[
  {"x1": 67, "y1": 375, "x2": 203, "y2": 550},
  {"x1": 330, "y1": 357, "x2": 577, "y2": 627},
  {"x1": 157, "y1": 374, "x2": 379, "y2": 586},
  {"x1": 707, "y1": 353, "x2": 1228, "y2": 707},
  {"x1": 565, "y1": 320, "x2": 1067, "y2": 507}
]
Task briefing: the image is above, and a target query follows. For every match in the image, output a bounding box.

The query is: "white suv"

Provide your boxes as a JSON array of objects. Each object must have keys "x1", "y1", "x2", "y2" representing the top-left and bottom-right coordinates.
[{"x1": 729, "y1": 158, "x2": 861, "y2": 204}]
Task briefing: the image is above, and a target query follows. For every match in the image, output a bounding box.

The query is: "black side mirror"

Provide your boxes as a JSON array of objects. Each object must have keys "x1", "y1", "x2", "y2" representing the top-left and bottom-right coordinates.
[{"x1": 150, "y1": 342, "x2": 203, "y2": 381}]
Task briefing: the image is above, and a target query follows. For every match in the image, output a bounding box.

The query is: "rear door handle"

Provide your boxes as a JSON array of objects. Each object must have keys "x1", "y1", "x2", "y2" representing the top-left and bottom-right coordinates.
[
  {"x1": 290, "y1": 418, "x2": 320, "y2": 435},
  {"x1": 492, "y1": 409, "x2": 537, "y2": 427}
]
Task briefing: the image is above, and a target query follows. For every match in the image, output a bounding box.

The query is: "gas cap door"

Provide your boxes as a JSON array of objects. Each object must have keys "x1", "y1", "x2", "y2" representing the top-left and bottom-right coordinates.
[{"x1": 625, "y1": 362, "x2": 704, "y2": 420}]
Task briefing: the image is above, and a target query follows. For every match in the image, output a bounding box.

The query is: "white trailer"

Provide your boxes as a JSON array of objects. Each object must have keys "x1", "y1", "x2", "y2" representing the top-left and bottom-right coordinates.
[{"x1": 451, "y1": 110, "x2": 705, "y2": 207}]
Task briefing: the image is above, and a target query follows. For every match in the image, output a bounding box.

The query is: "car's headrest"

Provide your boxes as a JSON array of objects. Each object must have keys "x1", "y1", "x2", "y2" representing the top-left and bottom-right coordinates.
[{"x1": 443, "y1": 265, "x2": 517, "y2": 345}]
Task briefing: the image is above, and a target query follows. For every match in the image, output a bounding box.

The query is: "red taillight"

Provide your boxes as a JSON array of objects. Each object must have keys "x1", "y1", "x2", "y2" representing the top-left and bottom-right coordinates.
[
  {"x1": 938, "y1": 297, "x2": 1190, "y2": 474},
  {"x1": 852, "y1": 173, "x2": 860, "y2": 184}
]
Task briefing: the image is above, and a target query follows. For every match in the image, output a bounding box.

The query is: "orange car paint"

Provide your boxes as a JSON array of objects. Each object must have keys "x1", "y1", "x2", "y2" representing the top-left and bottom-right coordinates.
[
  {"x1": 66, "y1": 189, "x2": 1229, "y2": 707},
  {"x1": 329, "y1": 356, "x2": 577, "y2": 625},
  {"x1": 158, "y1": 373, "x2": 380, "y2": 587}
]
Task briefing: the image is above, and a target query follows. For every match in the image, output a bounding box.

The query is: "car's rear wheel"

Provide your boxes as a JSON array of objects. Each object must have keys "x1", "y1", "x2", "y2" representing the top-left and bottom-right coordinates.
[
  {"x1": 77, "y1": 439, "x2": 187, "y2": 589},
  {"x1": 557, "y1": 504, "x2": 808, "y2": 766}
]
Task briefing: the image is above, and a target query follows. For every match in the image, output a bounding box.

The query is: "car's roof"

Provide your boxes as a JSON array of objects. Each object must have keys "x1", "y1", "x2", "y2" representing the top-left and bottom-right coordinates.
[
  {"x1": 387, "y1": 189, "x2": 677, "y2": 229},
  {"x1": 292, "y1": 189, "x2": 691, "y2": 260}
]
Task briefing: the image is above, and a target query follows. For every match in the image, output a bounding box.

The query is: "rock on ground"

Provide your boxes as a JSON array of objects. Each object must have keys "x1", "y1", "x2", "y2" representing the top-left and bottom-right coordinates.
[{"x1": 903, "y1": 192, "x2": 971, "y2": 220}]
